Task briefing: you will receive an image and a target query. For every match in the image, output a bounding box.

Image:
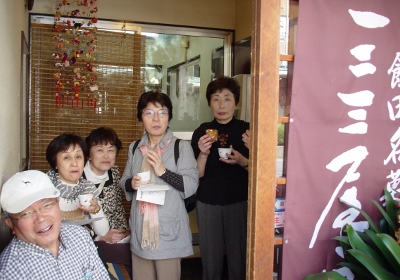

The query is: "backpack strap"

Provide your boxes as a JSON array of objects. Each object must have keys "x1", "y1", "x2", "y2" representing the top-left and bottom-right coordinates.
[
  {"x1": 174, "y1": 139, "x2": 180, "y2": 165},
  {"x1": 132, "y1": 138, "x2": 180, "y2": 165},
  {"x1": 131, "y1": 140, "x2": 141, "y2": 156}
]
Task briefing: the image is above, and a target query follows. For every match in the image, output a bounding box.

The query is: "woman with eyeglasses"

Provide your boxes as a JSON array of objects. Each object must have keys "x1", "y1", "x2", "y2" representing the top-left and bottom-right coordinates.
[{"x1": 120, "y1": 91, "x2": 199, "y2": 280}]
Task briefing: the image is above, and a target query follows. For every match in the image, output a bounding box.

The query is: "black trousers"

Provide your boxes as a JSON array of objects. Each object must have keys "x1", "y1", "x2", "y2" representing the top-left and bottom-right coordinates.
[{"x1": 197, "y1": 201, "x2": 247, "y2": 280}]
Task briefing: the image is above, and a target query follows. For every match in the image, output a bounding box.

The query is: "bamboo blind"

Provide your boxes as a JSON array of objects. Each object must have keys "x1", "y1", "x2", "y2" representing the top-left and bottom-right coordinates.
[{"x1": 29, "y1": 23, "x2": 146, "y2": 174}]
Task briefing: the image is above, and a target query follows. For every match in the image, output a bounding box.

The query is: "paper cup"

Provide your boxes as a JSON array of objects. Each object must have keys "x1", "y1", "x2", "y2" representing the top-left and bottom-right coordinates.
[
  {"x1": 137, "y1": 171, "x2": 150, "y2": 182},
  {"x1": 218, "y1": 148, "x2": 232, "y2": 159},
  {"x1": 78, "y1": 194, "x2": 94, "y2": 208}
]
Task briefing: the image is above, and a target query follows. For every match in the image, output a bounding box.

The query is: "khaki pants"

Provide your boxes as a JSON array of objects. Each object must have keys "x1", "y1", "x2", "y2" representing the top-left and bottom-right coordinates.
[{"x1": 131, "y1": 253, "x2": 181, "y2": 280}]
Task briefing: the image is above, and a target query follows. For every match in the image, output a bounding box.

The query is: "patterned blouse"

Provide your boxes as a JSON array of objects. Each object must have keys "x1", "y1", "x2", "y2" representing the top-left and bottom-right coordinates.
[{"x1": 84, "y1": 166, "x2": 129, "y2": 231}]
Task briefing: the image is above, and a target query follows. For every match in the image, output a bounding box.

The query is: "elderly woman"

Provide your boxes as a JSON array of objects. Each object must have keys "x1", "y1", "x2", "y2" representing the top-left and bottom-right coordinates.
[
  {"x1": 45, "y1": 133, "x2": 110, "y2": 238},
  {"x1": 191, "y1": 76, "x2": 250, "y2": 280},
  {"x1": 120, "y1": 91, "x2": 199, "y2": 280},
  {"x1": 83, "y1": 127, "x2": 132, "y2": 279}
]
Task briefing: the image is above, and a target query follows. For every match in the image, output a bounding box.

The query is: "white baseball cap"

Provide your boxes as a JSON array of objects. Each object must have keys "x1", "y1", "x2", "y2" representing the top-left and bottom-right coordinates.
[{"x1": 1, "y1": 170, "x2": 60, "y2": 214}]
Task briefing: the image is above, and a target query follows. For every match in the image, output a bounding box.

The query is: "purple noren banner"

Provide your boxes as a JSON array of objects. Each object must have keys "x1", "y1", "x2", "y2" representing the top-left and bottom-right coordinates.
[{"x1": 282, "y1": 1, "x2": 400, "y2": 279}]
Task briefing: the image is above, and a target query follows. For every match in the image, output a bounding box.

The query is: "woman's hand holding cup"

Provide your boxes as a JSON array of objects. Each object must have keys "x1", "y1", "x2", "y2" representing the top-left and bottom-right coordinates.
[
  {"x1": 78, "y1": 194, "x2": 100, "y2": 213},
  {"x1": 132, "y1": 170, "x2": 150, "y2": 190}
]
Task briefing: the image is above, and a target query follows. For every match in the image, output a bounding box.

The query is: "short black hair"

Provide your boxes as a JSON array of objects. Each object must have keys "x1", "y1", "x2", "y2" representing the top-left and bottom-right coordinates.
[
  {"x1": 85, "y1": 127, "x2": 122, "y2": 155},
  {"x1": 136, "y1": 91, "x2": 173, "y2": 122},
  {"x1": 206, "y1": 76, "x2": 241, "y2": 106},
  {"x1": 46, "y1": 133, "x2": 87, "y2": 170}
]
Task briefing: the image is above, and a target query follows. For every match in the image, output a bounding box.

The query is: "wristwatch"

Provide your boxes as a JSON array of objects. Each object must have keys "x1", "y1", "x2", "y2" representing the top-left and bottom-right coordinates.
[{"x1": 90, "y1": 206, "x2": 101, "y2": 214}]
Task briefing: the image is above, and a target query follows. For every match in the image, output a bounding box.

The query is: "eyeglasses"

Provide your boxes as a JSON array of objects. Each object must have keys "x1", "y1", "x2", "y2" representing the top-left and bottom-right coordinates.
[
  {"x1": 11, "y1": 200, "x2": 58, "y2": 222},
  {"x1": 143, "y1": 109, "x2": 169, "y2": 118}
]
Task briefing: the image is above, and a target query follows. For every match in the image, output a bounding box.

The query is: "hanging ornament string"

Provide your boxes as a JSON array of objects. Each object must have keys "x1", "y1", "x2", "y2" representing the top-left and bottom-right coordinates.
[{"x1": 53, "y1": 0, "x2": 99, "y2": 112}]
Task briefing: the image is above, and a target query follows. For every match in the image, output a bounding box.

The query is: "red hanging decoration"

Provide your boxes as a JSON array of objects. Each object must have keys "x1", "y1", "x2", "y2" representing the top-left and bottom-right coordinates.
[
  {"x1": 52, "y1": 0, "x2": 99, "y2": 113},
  {"x1": 93, "y1": 97, "x2": 97, "y2": 113},
  {"x1": 74, "y1": 85, "x2": 79, "y2": 107},
  {"x1": 55, "y1": 90, "x2": 59, "y2": 106}
]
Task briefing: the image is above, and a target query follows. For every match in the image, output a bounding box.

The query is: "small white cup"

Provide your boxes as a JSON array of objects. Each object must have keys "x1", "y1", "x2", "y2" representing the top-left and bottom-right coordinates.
[
  {"x1": 137, "y1": 171, "x2": 150, "y2": 182},
  {"x1": 78, "y1": 193, "x2": 94, "y2": 208},
  {"x1": 218, "y1": 148, "x2": 232, "y2": 159}
]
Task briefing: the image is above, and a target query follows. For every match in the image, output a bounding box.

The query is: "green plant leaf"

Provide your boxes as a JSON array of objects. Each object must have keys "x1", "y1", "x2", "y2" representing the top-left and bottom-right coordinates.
[
  {"x1": 364, "y1": 229, "x2": 400, "y2": 275},
  {"x1": 348, "y1": 249, "x2": 400, "y2": 280},
  {"x1": 376, "y1": 233, "x2": 400, "y2": 267},
  {"x1": 384, "y1": 188, "x2": 398, "y2": 232},
  {"x1": 338, "y1": 262, "x2": 375, "y2": 280},
  {"x1": 332, "y1": 236, "x2": 349, "y2": 245},
  {"x1": 303, "y1": 271, "x2": 347, "y2": 280},
  {"x1": 346, "y1": 225, "x2": 387, "y2": 268},
  {"x1": 357, "y1": 231, "x2": 374, "y2": 247},
  {"x1": 380, "y1": 218, "x2": 391, "y2": 235},
  {"x1": 343, "y1": 250, "x2": 362, "y2": 270},
  {"x1": 304, "y1": 189, "x2": 400, "y2": 280},
  {"x1": 340, "y1": 201, "x2": 380, "y2": 233},
  {"x1": 333, "y1": 233, "x2": 352, "y2": 257},
  {"x1": 371, "y1": 199, "x2": 397, "y2": 232}
]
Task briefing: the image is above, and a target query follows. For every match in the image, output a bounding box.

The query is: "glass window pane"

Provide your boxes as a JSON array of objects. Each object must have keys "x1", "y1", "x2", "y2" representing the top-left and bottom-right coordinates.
[
  {"x1": 144, "y1": 33, "x2": 225, "y2": 135},
  {"x1": 30, "y1": 15, "x2": 233, "y2": 139}
]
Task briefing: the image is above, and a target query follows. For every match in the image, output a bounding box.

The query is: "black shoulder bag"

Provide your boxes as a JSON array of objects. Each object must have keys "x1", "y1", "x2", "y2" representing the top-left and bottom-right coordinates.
[{"x1": 131, "y1": 139, "x2": 197, "y2": 213}]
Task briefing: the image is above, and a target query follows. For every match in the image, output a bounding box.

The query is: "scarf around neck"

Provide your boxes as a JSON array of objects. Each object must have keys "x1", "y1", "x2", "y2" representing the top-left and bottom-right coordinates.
[
  {"x1": 138, "y1": 138, "x2": 171, "y2": 251},
  {"x1": 84, "y1": 161, "x2": 109, "y2": 184},
  {"x1": 46, "y1": 169, "x2": 99, "y2": 200}
]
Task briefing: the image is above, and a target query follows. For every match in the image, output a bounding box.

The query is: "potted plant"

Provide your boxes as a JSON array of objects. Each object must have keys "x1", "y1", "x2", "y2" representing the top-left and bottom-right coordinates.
[{"x1": 304, "y1": 189, "x2": 400, "y2": 280}]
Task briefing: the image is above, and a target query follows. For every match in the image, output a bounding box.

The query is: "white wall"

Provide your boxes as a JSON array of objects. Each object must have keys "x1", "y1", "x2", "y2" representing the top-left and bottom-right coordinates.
[
  {"x1": 31, "y1": 0, "x2": 236, "y2": 30},
  {"x1": 0, "y1": 0, "x2": 29, "y2": 187}
]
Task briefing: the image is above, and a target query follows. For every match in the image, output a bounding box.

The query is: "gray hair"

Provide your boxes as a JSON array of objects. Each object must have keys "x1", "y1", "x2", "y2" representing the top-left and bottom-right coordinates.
[{"x1": 1, "y1": 210, "x2": 11, "y2": 220}]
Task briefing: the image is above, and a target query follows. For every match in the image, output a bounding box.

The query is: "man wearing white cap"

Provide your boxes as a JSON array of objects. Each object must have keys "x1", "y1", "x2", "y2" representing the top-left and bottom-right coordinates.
[{"x1": 0, "y1": 170, "x2": 110, "y2": 279}]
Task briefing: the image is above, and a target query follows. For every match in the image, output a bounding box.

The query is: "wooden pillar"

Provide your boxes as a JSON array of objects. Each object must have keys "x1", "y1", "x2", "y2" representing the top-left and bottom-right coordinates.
[{"x1": 247, "y1": 0, "x2": 280, "y2": 279}]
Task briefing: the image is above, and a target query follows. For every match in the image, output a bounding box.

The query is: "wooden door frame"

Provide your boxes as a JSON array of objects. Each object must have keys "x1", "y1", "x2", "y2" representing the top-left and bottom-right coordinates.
[{"x1": 247, "y1": 0, "x2": 280, "y2": 279}]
